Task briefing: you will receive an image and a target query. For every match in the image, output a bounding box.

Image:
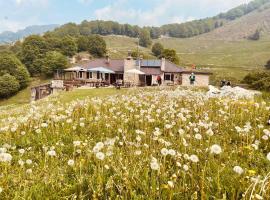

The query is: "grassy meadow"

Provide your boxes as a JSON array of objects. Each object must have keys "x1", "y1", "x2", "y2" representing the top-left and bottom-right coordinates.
[{"x1": 0, "y1": 87, "x2": 270, "y2": 199}]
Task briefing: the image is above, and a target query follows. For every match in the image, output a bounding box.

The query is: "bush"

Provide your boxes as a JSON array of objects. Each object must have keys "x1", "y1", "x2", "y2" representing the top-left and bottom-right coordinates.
[
  {"x1": 87, "y1": 35, "x2": 107, "y2": 57},
  {"x1": 0, "y1": 52, "x2": 30, "y2": 89},
  {"x1": 152, "y1": 43, "x2": 164, "y2": 57},
  {"x1": 139, "y1": 29, "x2": 152, "y2": 47},
  {"x1": 161, "y1": 49, "x2": 180, "y2": 65},
  {"x1": 0, "y1": 74, "x2": 20, "y2": 98},
  {"x1": 243, "y1": 72, "x2": 270, "y2": 91}
]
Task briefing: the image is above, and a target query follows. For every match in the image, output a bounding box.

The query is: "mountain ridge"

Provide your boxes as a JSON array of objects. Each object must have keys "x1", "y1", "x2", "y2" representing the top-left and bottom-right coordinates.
[{"x1": 0, "y1": 24, "x2": 59, "y2": 44}]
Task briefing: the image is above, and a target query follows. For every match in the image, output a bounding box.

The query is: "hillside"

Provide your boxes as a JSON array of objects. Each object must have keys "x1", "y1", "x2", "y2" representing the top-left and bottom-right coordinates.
[
  {"x1": 197, "y1": 3, "x2": 270, "y2": 40},
  {"x1": 0, "y1": 24, "x2": 59, "y2": 44}
]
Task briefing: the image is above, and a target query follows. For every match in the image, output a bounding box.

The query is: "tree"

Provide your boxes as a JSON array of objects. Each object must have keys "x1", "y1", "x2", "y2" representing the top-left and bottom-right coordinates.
[
  {"x1": 152, "y1": 43, "x2": 164, "y2": 57},
  {"x1": 139, "y1": 29, "x2": 152, "y2": 47},
  {"x1": 77, "y1": 36, "x2": 89, "y2": 52},
  {"x1": 0, "y1": 74, "x2": 20, "y2": 98},
  {"x1": 21, "y1": 35, "x2": 48, "y2": 75},
  {"x1": 265, "y1": 60, "x2": 270, "y2": 69},
  {"x1": 87, "y1": 35, "x2": 107, "y2": 57},
  {"x1": 0, "y1": 52, "x2": 30, "y2": 89},
  {"x1": 161, "y1": 49, "x2": 180, "y2": 65},
  {"x1": 60, "y1": 36, "x2": 77, "y2": 57},
  {"x1": 41, "y1": 51, "x2": 69, "y2": 77}
]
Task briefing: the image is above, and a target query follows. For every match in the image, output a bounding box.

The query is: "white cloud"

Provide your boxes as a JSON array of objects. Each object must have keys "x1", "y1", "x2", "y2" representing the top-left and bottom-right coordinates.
[
  {"x1": 14, "y1": 0, "x2": 49, "y2": 7},
  {"x1": 94, "y1": 0, "x2": 252, "y2": 26}
]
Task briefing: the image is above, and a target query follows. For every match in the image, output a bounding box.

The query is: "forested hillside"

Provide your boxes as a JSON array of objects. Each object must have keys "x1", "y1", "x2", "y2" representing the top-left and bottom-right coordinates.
[{"x1": 48, "y1": 0, "x2": 270, "y2": 39}]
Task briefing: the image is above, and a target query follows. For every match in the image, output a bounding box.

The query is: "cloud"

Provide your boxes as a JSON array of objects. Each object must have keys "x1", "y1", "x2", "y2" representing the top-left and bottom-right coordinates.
[
  {"x1": 14, "y1": 0, "x2": 49, "y2": 7},
  {"x1": 94, "y1": 0, "x2": 251, "y2": 26}
]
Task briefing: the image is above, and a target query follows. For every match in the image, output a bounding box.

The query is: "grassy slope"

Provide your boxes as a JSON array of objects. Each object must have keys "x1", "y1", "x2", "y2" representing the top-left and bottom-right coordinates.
[
  {"x1": 104, "y1": 35, "x2": 270, "y2": 81},
  {"x1": 0, "y1": 78, "x2": 51, "y2": 107}
]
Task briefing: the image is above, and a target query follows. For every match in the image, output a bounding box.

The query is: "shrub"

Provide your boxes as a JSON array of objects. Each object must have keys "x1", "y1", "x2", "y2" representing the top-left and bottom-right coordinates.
[
  {"x1": 0, "y1": 74, "x2": 20, "y2": 98},
  {"x1": 152, "y1": 43, "x2": 164, "y2": 57},
  {"x1": 243, "y1": 72, "x2": 270, "y2": 91}
]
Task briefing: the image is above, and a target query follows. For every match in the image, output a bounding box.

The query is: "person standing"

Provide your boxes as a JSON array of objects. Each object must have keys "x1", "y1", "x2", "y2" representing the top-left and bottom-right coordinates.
[
  {"x1": 189, "y1": 73, "x2": 196, "y2": 85},
  {"x1": 157, "y1": 75, "x2": 162, "y2": 86}
]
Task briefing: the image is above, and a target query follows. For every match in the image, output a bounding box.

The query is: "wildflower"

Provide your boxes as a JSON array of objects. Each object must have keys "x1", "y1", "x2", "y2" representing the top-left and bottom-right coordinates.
[
  {"x1": 73, "y1": 141, "x2": 81, "y2": 147},
  {"x1": 18, "y1": 149, "x2": 25, "y2": 154},
  {"x1": 195, "y1": 134, "x2": 202, "y2": 140},
  {"x1": 262, "y1": 135, "x2": 268, "y2": 141},
  {"x1": 0, "y1": 152, "x2": 12, "y2": 162},
  {"x1": 104, "y1": 165, "x2": 110, "y2": 170},
  {"x1": 168, "y1": 149, "x2": 176, "y2": 156},
  {"x1": 47, "y1": 150, "x2": 56, "y2": 157},
  {"x1": 135, "y1": 150, "x2": 142, "y2": 155},
  {"x1": 206, "y1": 129, "x2": 214, "y2": 136},
  {"x1": 189, "y1": 155, "x2": 199, "y2": 163},
  {"x1": 96, "y1": 152, "x2": 105, "y2": 160},
  {"x1": 183, "y1": 164, "x2": 189, "y2": 171},
  {"x1": 67, "y1": 159, "x2": 75, "y2": 166},
  {"x1": 18, "y1": 159, "x2": 24, "y2": 166},
  {"x1": 150, "y1": 158, "x2": 160, "y2": 171},
  {"x1": 233, "y1": 166, "x2": 244, "y2": 175},
  {"x1": 168, "y1": 181, "x2": 174, "y2": 188},
  {"x1": 210, "y1": 144, "x2": 222, "y2": 155},
  {"x1": 0, "y1": 187, "x2": 2, "y2": 193},
  {"x1": 26, "y1": 169, "x2": 32, "y2": 174},
  {"x1": 161, "y1": 148, "x2": 169, "y2": 156},
  {"x1": 267, "y1": 153, "x2": 270, "y2": 161},
  {"x1": 26, "y1": 159, "x2": 32, "y2": 165}
]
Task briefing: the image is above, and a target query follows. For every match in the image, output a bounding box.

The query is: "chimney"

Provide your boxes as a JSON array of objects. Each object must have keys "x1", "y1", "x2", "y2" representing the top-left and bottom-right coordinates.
[
  {"x1": 161, "y1": 57, "x2": 166, "y2": 71},
  {"x1": 127, "y1": 50, "x2": 132, "y2": 60},
  {"x1": 105, "y1": 54, "x2": 110, "y2": 64}
]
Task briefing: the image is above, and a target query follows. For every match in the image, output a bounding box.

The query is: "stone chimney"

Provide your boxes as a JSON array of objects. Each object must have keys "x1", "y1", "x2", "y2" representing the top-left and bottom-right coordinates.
[
  {"x1": 105, "y1": 54, "x2": 110, "y2": 64},
  {"x1": 161, "y1": 57, "x2": 166, "y2": 71},
  {"x1": 127, "y1": 50, "x2": 132, "y2": 60}
]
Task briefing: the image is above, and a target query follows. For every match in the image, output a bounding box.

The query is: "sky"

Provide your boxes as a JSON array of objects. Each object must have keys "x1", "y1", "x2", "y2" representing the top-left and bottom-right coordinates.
[{"x1": 0, "y1": 0, "x2": 250, "y2": 33}]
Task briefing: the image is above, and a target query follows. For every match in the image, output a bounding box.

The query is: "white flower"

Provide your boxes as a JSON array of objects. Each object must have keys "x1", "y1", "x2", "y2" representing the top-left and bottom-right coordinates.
[
  {"x1": 233, "y1": 166, "x2": 244, "y2": 175},
  {"x1": 26, "y1": 169, "x2": 32, "y2": 174},
  {"x1": 161, "y1": 148, "x2": 169, "y2": 156},
  {"x1": 150, "y1": 158, "x2": 160, "y2": 171},
  {"x1": 18, "y1": 149, "x2": 25, "y2": 154},
  {"x1": 96, "y1": 152, "x2": 105, "y2": 160},
  {"x1": 67, "y1": 159, "x2": 75, "y2": 166},
  {"x1": 195, "y1": 134, "x2": 202, "y2": 140},
  {"x1": 183, "y1": 164, "x2": 189, "y2": 171},
  {"x1": 210, "y1": 144, "x2": 222, "y2": 155},
  {"x1": 47, "y1": 150, "x2": 56, "y2": 157},
  {"x1": 262, "y1": 135, "x2": 268, "y2": 141},
  {"x1": 0, "y1": 152, "x2": 12, "y2": 162},
  {"x1": 73, "y1": 141, "x2": 81, "y2": 147},
  {"x1": 206, "y1": 129, "x2": 214, "y2": 136},
  {"x1": 18, "y1": 159, "x2": 24, "y2": 166},
  {"x1": 189, "y1": 155, "x2": 199, "y2": 163},
  {"x1": 168, "y1": 181, "x2": 174, "y2": 188},
  {"x1": 26, "y1": 159, "x2": 32, "y2": 165},
  {"x1": 0, "y1": 148, "x2": 7, "y2": 153},
  {"x1": 0, "y1": 187, "x2": 2, "y2": 193},
  {"x1": 104, "y1": 165, "x2": 110, "y2": 170},
  {"x1": 267, "y1": 153, "x2": 270, "y2": 161},
  {"x1": 168, "y1": 149, "x2": 176, "y2": 156},
  {"x1": 96, "y1": 142, "x2": 104, "y2": 149},
  {"x1": 135, "y1": 150, "x2": 142, "y2": 155}
]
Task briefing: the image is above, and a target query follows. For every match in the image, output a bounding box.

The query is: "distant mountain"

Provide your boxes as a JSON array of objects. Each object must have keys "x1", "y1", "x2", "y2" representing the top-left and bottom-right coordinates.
[
  {"x1": 197, "y1": 2, "x2": 270, "y2": 40},
  {"x1": 0, "y1": 24, "x2": 59, "y2": 44}
]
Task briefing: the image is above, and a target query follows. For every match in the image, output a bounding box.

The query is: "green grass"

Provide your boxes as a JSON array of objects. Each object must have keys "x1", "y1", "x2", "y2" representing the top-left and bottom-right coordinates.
[
  {"x1": 0, "y1": 87, "x2": 270, "y2": 199},
  {"x1": 0, "y1": 78, "x2": 51, "y2": 107}
]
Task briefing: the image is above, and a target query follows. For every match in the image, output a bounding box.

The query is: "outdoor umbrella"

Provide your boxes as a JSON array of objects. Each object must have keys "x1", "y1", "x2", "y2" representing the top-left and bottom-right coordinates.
[{"x1": 125, "y1": 69, "x2": 145, "y2": 85}]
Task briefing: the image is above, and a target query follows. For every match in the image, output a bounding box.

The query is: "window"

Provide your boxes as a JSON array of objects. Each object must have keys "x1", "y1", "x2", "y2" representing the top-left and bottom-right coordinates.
[
  {"x1": 97, "y1": 72, "x2": 100, "y2": 79},
  {"x1": 86, "y1": 72, "x2": 92, "y2": 79}
]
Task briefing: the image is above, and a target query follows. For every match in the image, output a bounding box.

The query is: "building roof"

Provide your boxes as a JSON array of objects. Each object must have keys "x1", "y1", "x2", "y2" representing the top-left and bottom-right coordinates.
[
  {"x1": 78, "y1": 58, "x2": 187, "y2": 74},
  {"x1": 140, "y1": 67, "x2": 162, "y2": 75},
  {"x1": 80, "y1": 59, "x2": 124, "y2": 72}
]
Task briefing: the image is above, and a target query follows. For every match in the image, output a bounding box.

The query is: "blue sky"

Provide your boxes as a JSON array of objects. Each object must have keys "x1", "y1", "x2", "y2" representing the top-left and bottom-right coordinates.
[{"x1": 0, "y1": 0, "x2": 250, "y2": 32}]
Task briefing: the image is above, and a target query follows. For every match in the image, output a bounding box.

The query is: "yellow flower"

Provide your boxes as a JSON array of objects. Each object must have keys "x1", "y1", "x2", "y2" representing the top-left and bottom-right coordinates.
[{"x1": 248, "y1": 170, "x2": 256, "y2": 175}]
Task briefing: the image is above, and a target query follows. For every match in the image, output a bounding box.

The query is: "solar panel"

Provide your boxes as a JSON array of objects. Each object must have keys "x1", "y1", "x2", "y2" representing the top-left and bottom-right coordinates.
[{"x1": 137, "y1": 60, "x2": 161, "y2": 67}]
